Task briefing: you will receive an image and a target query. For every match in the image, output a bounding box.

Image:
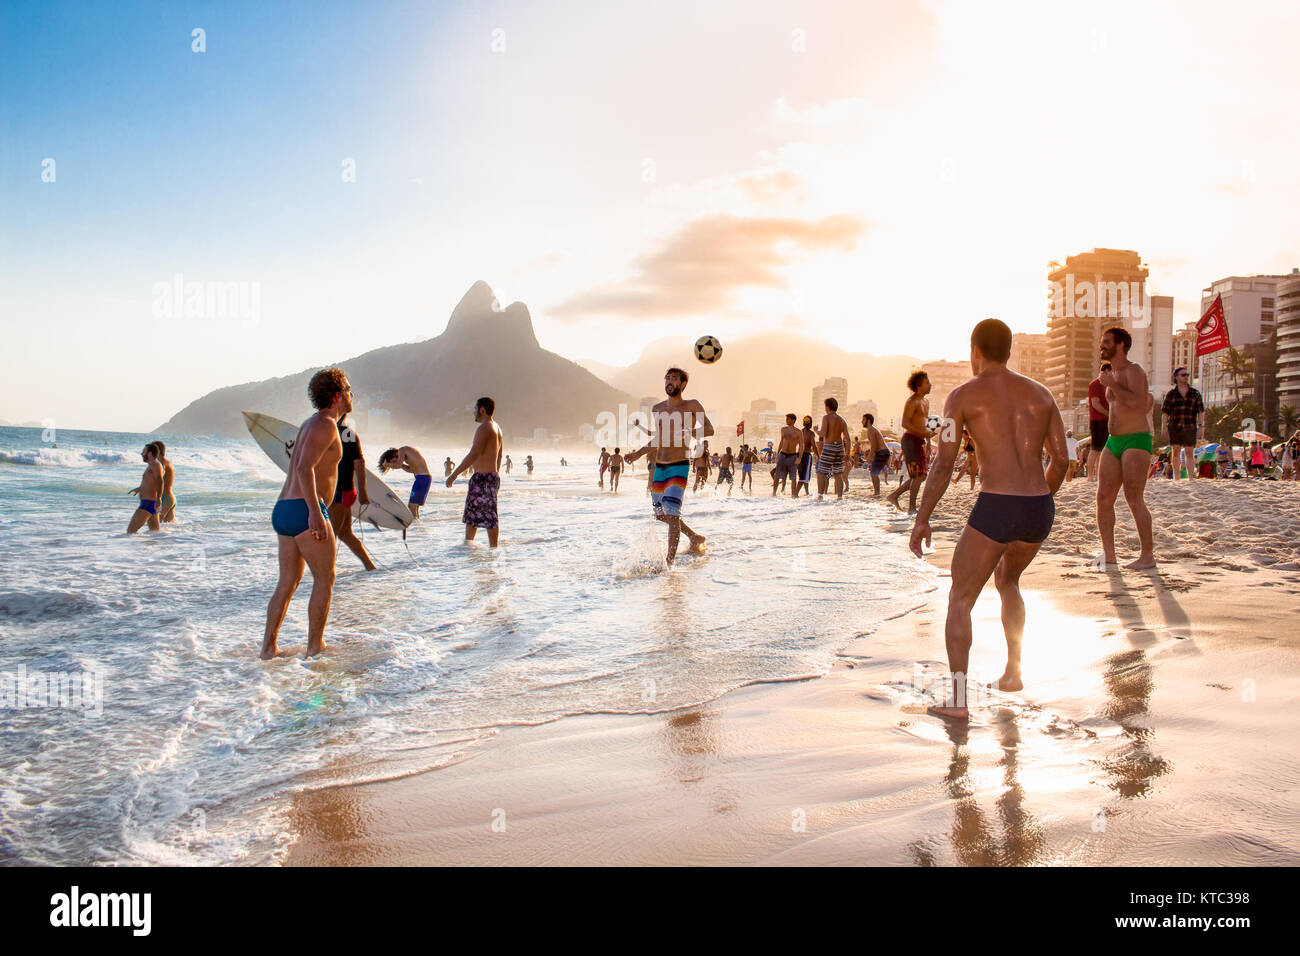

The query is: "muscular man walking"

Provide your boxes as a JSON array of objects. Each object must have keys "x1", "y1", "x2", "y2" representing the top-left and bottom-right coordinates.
[
  {"x1": 262, "y1": 368, "x2": 350, "y2": 658},
  {"x1": 909, "y1": 320, "x2": 1068, "y2": 718}
]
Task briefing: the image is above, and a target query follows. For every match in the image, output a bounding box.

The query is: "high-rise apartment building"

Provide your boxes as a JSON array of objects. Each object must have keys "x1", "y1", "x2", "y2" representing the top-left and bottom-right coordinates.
[
  {"x1": 1197, "y1": 274, "x2": 1287, "y2": 407},
  {"x1": 1277, "y1": 269, "x2": 1300, "y2": 416},
  {"x1": 1045, "y1": 249, "x2": 1148, "y2": 414},
  {"x1": 922, "y1": 360, "x2": 969, "y2": 414},
  {"x1": 811, "y1": 377, "x2": 848, "y2": 420},
  {"x1": 1008, "y1": 332, "x2": 1047, "y2": 383},
  {"x1": 1172, "y1": 322, "x2": 1198, "y2": 379}
]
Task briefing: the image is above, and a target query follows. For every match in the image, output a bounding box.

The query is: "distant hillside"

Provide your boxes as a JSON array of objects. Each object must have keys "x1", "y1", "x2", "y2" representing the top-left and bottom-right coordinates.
[
  {"x1": 608, "y1": 332, "x2": 927, "y2": 426},
  {"x1": 156, "y1": 282, "x2": 636, "y2": 440},
  {"x1": 576, "y1": 358, "x2": 622, "y2": 383}
]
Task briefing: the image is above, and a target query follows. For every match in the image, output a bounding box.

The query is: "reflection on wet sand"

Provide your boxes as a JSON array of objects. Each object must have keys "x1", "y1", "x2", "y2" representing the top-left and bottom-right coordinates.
[
  {"x1": 909, "y1": 708, "x2": 1048, "y2": 865},
  {"x1": 1098, "y1": 649, "x2": 1172, "y2": 798},
  {"x1": 288, "y1": 785, "x2": 373, "y2": 865}
]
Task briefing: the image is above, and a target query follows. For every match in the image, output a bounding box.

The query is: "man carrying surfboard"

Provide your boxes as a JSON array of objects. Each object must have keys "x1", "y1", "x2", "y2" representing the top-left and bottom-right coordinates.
[
  {"x1": 330, "y1": 416, "x2": 376, "y2": 570},
  {"x1": 378, "y1": 445, "x2": 432, "y2": 519},
  {"x1": 447, "y1": 396, "x2": 504, "y2": 547},
  {"x1": 261, "y1": 367, "x2": 350, "y2": 659}
]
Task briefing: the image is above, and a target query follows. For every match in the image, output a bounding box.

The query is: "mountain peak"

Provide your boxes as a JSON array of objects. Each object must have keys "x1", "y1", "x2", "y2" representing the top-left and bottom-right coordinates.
[
  {"x1": 442, "y1": 280, "x2": 538, "y2": 349},
  {"x1": 448, "y1": 280, "x2": 501, "y2": 328}
]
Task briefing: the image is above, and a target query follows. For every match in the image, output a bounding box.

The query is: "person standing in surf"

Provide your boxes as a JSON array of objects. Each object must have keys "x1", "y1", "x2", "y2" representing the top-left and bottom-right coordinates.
[
  {"x1": 908, "y1": 320, "x2": 1069, "y2": 719},
  {"x1": 623, "y1": 367, "x2": 714, "y2": 566},
  {"x1": 127, "y1": 442, "x2": 164, "y2": 534},
  {"x1": 328, "y1": 416, "x2": 375, "y2": 570},
  {"x1": 152, "y1": 440, "x2": 178, "y2": 522},
  {"x1": 796, "y1": 415, "x2": 816, "y2": 497},
  {"x1": 815, "y1": 397, "x2": 851, "y2": 499},
  {"x1": 862, "y1": 413, "x2": 889, "y2": 497},
  {"x1": 262, "y1": 367, "x2": 350, "y2": 659},
  {"x1": 447, "y1": 396, "x2": 503, "y2": 547}
]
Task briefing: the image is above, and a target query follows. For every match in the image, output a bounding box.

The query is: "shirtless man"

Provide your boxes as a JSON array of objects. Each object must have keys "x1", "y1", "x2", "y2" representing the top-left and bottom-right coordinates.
[
  {"x1": 447, "y1": 396, "x2": 504, "y2": 547},
  {"x1": 262, "y1": 367, "x2": 350, "y2": 659},
  {"x1": 623, "y1": 367, "x2": 713, "y2": 566},
  {"x1": 815, "y1": 397, "x2": 851, "y2": 499},
  {"x1": 329, "y1": 416, "x2": 375, "y2": 571},
  {"x1": 888, "y1": 371, "x2": 934, "y2": 514},
  {"x1": 608, "y1": 448, "x2": 624, "y2": 493},
  {"x1": 1096, "y1": 326, "x2": 1156, "y2": 570},
  {"x1": 127, "y1": 442, "x2": 165, "y2": 533},
  {"x1": 505, "y1": 455, "x2": 512, "y2": 474},
  {"x1": 378, "y1": 445, "x2": 432, "y2": 519},
  {"x1": 443, "y1": 457, "x2": 454, "y2": 477},
  {"x1": 715, "y1": 446, "x2": 736, "y2": 495},
  {"x1": 692, "y1": 441, "x2": 711, "y2": 492},
  {"x1": 908, "y1": 320, "x2": 1068, "y2": 719},
  {"x1": 598, "y1": 447, "x2": 610, "y2": 488},
  {"x1": 153, "y1": 440, "x2": 177, "y2": 522},
  {"x1": 773, "y1": 414, "x2": 802, "y2": 496},
  {"x1": 862, "y1": 413, "x2": 889, "y2": 497},
  {"x1": 796, "y1": 416, "x2": 816, "y2": 497}
]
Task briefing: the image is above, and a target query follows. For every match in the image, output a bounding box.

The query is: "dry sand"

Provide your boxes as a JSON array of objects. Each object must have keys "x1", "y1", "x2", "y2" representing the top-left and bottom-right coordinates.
[{"x1": 286, "y1": 476, "x2": 1300, "y2": 866}]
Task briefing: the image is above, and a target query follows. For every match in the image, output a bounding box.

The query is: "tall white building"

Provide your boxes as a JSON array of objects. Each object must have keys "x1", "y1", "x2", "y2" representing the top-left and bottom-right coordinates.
[
  {"x1": 1130, "y1": 294, "x2": 1174, "y2": 396},
  {"x1": 810, "y1": 377, "x2": 848, "y2": 419},
  {"x1": 1197, "y1": 275, "x2": 1285, "y2": 406},
  {"x1": 1277, "y1": 269, "x2": 1300, "y2": 416}
]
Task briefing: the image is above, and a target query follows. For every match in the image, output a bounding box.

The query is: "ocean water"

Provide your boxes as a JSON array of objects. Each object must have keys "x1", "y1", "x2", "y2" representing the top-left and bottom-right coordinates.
[{"x1": 0, "y1": 424, "x2": 932, "y2": 865}]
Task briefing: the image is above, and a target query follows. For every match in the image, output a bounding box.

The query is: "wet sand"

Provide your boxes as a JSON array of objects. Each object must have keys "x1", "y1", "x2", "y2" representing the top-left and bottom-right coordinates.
[{"x1": 286, "y1": 479, "x2": 1300, "y2": 864}]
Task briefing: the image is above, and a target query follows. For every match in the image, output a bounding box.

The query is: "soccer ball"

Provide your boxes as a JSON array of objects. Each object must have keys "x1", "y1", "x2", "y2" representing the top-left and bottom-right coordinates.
[
  {"x1": 694, "y1": 335, "x2": 723, "y2": 364},
  {"x1": 926, "y1": 414, "x2": 943, "y2": 433}
]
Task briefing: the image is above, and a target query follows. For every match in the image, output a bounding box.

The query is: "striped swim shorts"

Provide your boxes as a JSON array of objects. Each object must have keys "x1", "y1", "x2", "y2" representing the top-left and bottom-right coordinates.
[{"x1": 650, "y1": 459, "x2": 690, "y2": 518}]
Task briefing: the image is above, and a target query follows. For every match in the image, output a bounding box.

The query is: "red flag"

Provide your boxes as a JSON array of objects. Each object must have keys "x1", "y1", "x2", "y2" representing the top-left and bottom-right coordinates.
[
  {"x1": 736, "y1": 421, "x2": 744, "y2": 436},
  {"x1": 1195, "y1": 294, "x2": 1231, "y2": 358}
]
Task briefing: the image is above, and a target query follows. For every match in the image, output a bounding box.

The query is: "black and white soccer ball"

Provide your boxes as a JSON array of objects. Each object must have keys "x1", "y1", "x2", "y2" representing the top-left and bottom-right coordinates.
[
  {"x1": 694, "y1": 335, "x2": 723, "y2": 364},
  {"x1": 926, "y1": 414, "x2": 943, "y2": 433}
]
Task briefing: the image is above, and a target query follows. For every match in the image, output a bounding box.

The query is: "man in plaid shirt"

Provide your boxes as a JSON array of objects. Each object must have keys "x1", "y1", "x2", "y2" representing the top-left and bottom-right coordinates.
[{"x1": 1161, "y1": 367, "x2": 1204, "y2": 480}]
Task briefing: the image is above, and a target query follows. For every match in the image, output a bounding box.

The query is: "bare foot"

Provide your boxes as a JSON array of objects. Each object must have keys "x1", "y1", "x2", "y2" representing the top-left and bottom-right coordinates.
[
  {"x1": 927, "y1": 704, "x2": 969, "y2": 720},
  {"x1": 994, "y1": 672, "x2": 1023, "y2": 692},
  {"x1": 306, "y1": 642, "x2": 327, "y2": 657},
  {"x1": 1126, "y1": 554, "x2": 1157, "y2": 570},
  {"x1": 688, "y1": 535, "x2": 707, "y2": 554},
  {"x1": 259, "y1": 644, "x2": 277, "y2": 661}
]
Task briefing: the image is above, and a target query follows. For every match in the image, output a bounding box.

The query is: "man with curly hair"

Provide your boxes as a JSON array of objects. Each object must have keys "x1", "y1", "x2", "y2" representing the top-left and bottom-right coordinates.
[
  {"x1": 261, "y1": 367, "x2": 351, "y2": 659},
  {"x1": 887, "y1": 370, "x2": 934, "y2": 514}
]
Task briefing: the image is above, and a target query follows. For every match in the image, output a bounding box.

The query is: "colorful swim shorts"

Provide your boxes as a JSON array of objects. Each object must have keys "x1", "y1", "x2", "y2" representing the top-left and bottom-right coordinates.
[
  {"x1": 463, "y1": 471, "x2": 500, "y2": 528},
  {"x1": 651, "y1": 459, "x2": 690, "y2": 518}
]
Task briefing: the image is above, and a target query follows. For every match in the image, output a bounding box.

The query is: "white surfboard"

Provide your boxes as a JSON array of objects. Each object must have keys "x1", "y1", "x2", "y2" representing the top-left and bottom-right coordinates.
[{"x1": 242, "y1": 411, "x2": 415, "y2": 533}]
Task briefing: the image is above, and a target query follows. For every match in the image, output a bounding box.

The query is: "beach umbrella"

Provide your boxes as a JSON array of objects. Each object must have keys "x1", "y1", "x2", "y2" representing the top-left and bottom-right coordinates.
[
  {"x1": 1196, "y1": 443, "x2": 1219, "y2": 462},
  {"x1": 1232, "y1": 429, "x2": 1271, "y2": 442}
]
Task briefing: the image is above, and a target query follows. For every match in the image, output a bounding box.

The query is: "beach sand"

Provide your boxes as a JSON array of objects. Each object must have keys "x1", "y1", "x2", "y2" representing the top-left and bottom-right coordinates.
[{"x1": 286, "y1": 477, "x2": 1300, "y2": 865}]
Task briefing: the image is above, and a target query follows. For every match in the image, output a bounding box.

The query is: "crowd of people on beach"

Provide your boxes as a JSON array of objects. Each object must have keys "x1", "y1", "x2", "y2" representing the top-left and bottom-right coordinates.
[{"x1": 120, "y1": 319, "x2": 1299, "y2": 718}]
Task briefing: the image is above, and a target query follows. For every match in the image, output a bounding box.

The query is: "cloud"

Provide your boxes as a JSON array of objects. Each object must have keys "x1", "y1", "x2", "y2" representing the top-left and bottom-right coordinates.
[
  {"x1": 738, "y1": 170, "x2": 805, "y2": 204},
  {"x1": 550, "y1": 213, "x2": 866, "y2": 320}
]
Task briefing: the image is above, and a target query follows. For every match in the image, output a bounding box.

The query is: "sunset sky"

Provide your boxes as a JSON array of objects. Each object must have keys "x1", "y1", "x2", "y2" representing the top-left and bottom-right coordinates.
[{"x1": 3, "y1": 0, "x2": 1298, "y2": 431}]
